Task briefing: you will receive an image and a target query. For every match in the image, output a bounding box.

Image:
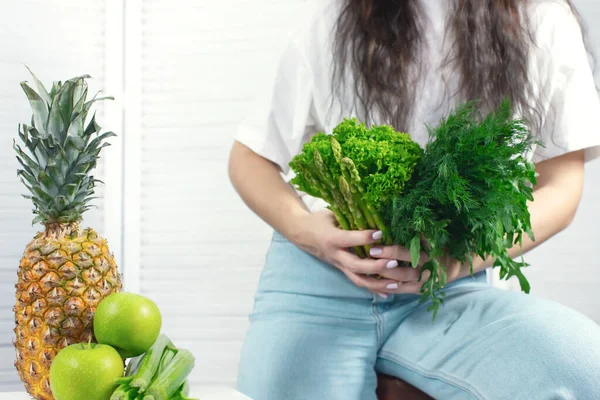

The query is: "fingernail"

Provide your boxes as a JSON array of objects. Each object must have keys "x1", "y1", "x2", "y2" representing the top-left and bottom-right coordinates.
[
  {"x1": 378, "y1": 293, "x2": 388, "y2": 299},
  {"x1": 386, "y1": 283, "x2": 399, "y2": 289},
  {"x1": 370, "y1": 247, "x2": 382, "y2": 256},
  {"x1": 372, "y1": 231, "x2": 383, "y2": 240},
  {"x1": 386, "y1": 260, "x2": 398, "y2": 269}
]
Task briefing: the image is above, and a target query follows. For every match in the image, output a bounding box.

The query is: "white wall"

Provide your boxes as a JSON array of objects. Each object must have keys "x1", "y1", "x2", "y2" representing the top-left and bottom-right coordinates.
[
  {"x1": 0, "y1": 0, "x2": 599, "y2": 394},
  {"x1": 136, "y1": 0, "x2": 316, "y2": 387}
]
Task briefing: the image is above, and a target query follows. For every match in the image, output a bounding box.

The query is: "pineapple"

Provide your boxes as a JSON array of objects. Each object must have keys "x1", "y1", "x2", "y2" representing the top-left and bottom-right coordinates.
[{"x1": 12, "y1": 69, "x2": 122, "y2": 400}]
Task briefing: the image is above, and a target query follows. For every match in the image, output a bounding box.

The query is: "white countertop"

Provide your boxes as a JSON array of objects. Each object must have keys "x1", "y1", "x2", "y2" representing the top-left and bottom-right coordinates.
[{"x1": 0, "y1": 386, "x2": 251, "y2": 400}]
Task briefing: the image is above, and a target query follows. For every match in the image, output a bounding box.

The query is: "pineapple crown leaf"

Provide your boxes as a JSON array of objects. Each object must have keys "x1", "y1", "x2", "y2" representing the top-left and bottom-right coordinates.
[
  {"x1": 16, "y1": 67, "x2": 115, "y2": 226},
  {"x1": 20, "y1": 82, "x2": 49, "y2": 135},
  {"x1": 24, "y1": 64, "x2": 52, "y2": 106}
]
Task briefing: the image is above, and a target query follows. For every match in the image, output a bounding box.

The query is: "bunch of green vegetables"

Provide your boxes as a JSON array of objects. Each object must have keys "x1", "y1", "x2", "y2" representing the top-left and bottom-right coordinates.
[
  {"x1": 290, "y1": 100, "x2": 538, "y2": 318},
  {"x1": 388, "y1": 100, "x2": 538, "y2": 317},
  {"x1": 289, "y1": 118, "x2": 423, "y2": 256},
  {"x1": 111, "y1": 334, "x2": 196, "y2": 400}
]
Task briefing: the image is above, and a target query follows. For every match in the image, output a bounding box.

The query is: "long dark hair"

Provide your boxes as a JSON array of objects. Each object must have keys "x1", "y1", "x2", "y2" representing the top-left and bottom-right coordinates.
[{"x1": 333, "y1": 0, "x2": 591, "y2": 135}]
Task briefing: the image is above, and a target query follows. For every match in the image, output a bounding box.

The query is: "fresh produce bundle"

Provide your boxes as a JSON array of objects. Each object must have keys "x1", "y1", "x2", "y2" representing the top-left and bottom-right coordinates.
[
  {"x1": 289, "y1": 100, "x2": 538, "y2": 318},
  {"x1": 289, "y1": 119, "x2": 423, "y2": 256},
  {"x1": 388, "y1": 101, "x2": 538, "y2": 317}
]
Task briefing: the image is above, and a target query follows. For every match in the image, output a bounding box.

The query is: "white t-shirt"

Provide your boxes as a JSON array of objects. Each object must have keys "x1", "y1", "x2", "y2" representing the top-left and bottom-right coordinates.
[{"x1": 236, "y1": 0, "x2": 600, "y2": 214}]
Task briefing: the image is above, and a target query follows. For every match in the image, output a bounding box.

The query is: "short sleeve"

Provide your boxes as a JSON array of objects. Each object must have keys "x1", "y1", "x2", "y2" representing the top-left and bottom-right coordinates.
[
  {"x1": 533, "y1": 3, "x2": 600, "y2": 163},
  {"x1": 235, "y1": 39, "x2": 316, "y2": 175}
]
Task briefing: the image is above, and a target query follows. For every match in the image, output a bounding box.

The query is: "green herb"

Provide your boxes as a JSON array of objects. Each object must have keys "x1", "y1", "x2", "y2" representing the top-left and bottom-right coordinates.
[
  {"x1": 387, "y1": 100, "x2": 539, "y2": 318},
  {"x1": 289, "y1": 100, "x2": 538, "y2": 320}
]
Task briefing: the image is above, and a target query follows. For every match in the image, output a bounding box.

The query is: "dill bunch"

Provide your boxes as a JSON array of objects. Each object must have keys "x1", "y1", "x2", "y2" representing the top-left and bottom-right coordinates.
[{"x1": 387, "y1": 100, "x2": 539, "y2": 318}]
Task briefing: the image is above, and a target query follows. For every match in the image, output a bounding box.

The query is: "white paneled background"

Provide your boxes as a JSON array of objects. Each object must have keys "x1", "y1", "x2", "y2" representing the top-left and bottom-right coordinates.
[
  {"x1": 0, "y1": 0, "x2": 599, "y2": 394},
  {"x1": 136, "y1": 0, "x2": 315, "y2": 387}
]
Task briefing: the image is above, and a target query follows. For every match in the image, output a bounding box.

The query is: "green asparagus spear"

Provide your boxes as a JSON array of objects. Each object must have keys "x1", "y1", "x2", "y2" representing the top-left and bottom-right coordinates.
[
  {"x1": 303, "y1": 170, "x2": 367, "y2": 257},
  {"x1": 302, "y1": 168, "x2": 349, "y2": 228},
  {"x1": 313, "y1": 148, "x2": 355, "y2": 228},
  {"x1": 313, "y1": 149, "x2": 337, "y2": 190},
  {"x1": 330, "y1": 136, "x2": 343, "y2": 163},
  {"x1": 341, "y1": 158, "x2": 392, "y2": 245},
  {"x1": 340, "y1": 176, "x2": 367, "y2": 230},
  {"x1": 332, "y1": 138, "x2": 377, "y2": 230},
  {"x1": 314, "y1": 149, "x2": 367, "y2": 257},
  {"x1": 340, "y1": 164, "x2": 377, "y2": 230},
  {"x1": 339, "y1": 174, "x2": 371, "y2": 257}
]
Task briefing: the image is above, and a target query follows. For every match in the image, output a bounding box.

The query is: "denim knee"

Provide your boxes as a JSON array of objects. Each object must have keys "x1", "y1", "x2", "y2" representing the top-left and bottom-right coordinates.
[{"x1": 516, "y1": 306, "x2": 600, "y2": 397}]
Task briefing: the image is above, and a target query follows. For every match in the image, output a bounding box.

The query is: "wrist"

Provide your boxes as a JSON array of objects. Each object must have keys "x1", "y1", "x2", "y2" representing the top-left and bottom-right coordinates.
[
  {"x1": 441, "y1": 253, "x2": 486, "y2": 283},
  {"x1": 279, "y1": 208, "x2": 312, "y2": 247},
  {"x1": 454, "y1": 255, "x2": 489, "y2": 281}
]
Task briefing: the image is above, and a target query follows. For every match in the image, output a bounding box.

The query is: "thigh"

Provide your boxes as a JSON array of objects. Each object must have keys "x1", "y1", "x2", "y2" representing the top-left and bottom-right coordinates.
[
  {"x1": 237, "y1": 291, "x2": 380, "y2": 400},
  {"x1": 257, "y1": 231, "x2": 372, "y2": 299},
  {"x1": 377, "y1": 280, "x2": 600, "y2": 400}
]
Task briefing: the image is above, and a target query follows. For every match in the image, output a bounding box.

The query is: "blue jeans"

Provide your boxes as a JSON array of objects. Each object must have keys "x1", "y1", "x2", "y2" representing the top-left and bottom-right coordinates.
[{"x1": 237, "y1": 232, "x2": 600, "y2": 399}]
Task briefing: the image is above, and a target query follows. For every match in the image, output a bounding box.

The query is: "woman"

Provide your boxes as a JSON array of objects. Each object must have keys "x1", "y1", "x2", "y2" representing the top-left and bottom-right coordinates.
[{"x1": 228, "y1": 0, "x2": 600, "y2": 398}]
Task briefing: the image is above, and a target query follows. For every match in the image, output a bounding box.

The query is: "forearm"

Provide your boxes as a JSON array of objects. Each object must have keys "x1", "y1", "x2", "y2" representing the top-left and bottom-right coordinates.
[
  {"x1": 228, "y1": 141, "x2": 309, "y2": 241},
  {"x1": 471, "y1": 186, "x2": 575, "y2": 272}
]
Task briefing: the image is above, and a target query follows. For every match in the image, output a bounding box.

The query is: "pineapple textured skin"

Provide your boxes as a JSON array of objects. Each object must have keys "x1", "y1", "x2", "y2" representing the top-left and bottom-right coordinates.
[{"x1": 14, "y1": 227, "x2": 122, "y2": 400}]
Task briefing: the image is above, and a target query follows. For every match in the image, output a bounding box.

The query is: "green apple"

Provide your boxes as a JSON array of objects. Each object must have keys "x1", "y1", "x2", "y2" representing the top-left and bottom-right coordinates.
[
  {"x1": 94, "y1": 292, "x2": 162, "y2": 358},
  {"x1": 49, "y1": 342, "x2": 123, "y2": 400}
]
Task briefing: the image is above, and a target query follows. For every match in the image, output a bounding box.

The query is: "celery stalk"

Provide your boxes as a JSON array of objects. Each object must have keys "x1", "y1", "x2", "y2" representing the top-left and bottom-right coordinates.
[
  {"x1": 126, "y1": 353, "x2": 146, "y2": 377},
  {"x1": 181, "y1": 380, "x2": 190, "y2": 396},
  {"x1": 115, "y1": 376, "x2": 134, "y2": 385},
  {"x1": 158, "y1": 347, "x2": 178, "y2": 374},
  {"x1": 109, "y1": 384, "x2": 129, "y2": 400},
  {"x1": 168, "y1": 380, "x2": 198, "y2": 400},
  {"x1": 110, "y1": 384, "x2": 138, "y2": 400},
  {"x1": 126, "y1": 387, "x2": 140, "y2": 400},
  {"x1": 130, "y1": 334, "x2": 173, "y2": 392},
  {"x1": 142, "y1": 349, "x2": 195, "y2": 400}
]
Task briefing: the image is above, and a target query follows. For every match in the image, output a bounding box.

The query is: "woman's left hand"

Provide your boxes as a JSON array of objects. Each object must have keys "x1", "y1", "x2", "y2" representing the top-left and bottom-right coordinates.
[{"x1": 368, "y1": 245, "x2": 464, "y2": 295}]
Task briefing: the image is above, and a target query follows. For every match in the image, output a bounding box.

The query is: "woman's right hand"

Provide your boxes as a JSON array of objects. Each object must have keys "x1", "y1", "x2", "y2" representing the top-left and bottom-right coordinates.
[
  {"x1": 289, "y1": 210, "x2": 422, "y2": 297},
  {"x1": 228, "y1": 144, "x2": 423, "y2": 296}
]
